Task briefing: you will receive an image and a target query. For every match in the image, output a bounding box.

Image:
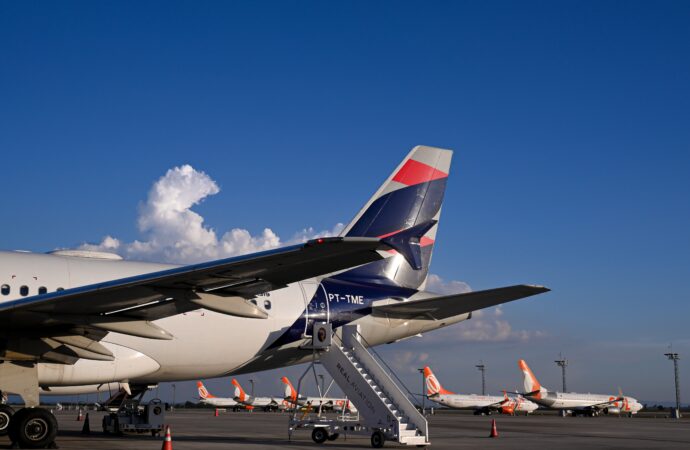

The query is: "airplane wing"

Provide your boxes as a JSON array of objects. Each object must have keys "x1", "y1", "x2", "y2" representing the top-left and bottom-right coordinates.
[
  {"x1": 372, "y1": 285, "x2": 550, "y2": 320},
  {"x1": 0, "y1": 237, "x2": 395, "y2": 363},
  {"x1": 484, "y1": 398, "x2": 510, "y2": 410},
  {"x1": 578, "y1": 397, "x2": 624, "y2": 410}
]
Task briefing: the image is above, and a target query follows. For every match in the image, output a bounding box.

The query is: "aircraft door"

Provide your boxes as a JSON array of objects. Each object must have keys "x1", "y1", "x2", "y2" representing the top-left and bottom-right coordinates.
[{"x1": 300, "y1": 281, "x2": 329, "y2": 336}]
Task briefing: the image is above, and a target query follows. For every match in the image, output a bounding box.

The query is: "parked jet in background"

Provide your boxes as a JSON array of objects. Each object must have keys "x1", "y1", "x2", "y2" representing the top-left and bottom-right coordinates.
[
  {"x1": 281, "y1": 376, "x2": 356, "y2": 413},
  {"x1": 0, "y1": 146, "x2": 549, "y2": 447},
  {"x1": 519, "y1": 360, "x2": 642, "y2": 416},
  {"x1": 197, "y1": 381, "x2": 240, "y2": 409},
  {"x1": 231, "y1": 379, "x2": 281, "y2": 411},
  {"x1": 423, "y1": 366, "x2": 538, "y2": 415}
]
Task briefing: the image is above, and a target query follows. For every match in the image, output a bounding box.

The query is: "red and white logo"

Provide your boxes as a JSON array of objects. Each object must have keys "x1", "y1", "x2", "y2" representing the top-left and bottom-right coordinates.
[{"x1": 425, "y1": 373, "x2": 441, "y2": 395}]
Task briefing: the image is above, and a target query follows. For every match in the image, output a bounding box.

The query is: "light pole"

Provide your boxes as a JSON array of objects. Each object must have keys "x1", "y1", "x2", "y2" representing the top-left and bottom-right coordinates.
[
  {"x1": 171, "y1": 384, "x2": 176, "y2": 412},
  {"x1": 555, "y1": 355, "x2": 568, "y2": 392},
  {"x1": 417, "y1": 368, "x2": 425, "y2": 414},
  {"x1": 249, "y1": 379, "x2": 255, "y2": 398},
  {"x1": 476, "y1": 363, "x2": 486, "y2": 396},
  {"x1": 664, "y1": 352, "x2": 681, "y2": 419}
]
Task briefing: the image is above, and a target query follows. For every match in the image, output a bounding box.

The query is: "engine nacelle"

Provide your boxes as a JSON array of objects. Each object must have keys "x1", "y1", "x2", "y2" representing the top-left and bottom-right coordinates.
[
  {"x1": 603, "y1": 407, "x2": 621, "y2": 415},
  {"x1": 38, "y1": 342, "x2": 159, "y2": 386}
]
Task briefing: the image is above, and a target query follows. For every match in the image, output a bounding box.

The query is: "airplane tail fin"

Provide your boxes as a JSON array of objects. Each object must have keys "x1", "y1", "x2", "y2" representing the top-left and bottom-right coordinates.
[
  {"x1": 518, "y1": 359, "x2": 546, "y2": 399},
  {"x1": 231, "y1": 378, "x2": 246, "y2": 402},
  {"x1": 337, "y1": 145, "x2": 452, "y2": 289},
  {"x1": 197, "y1": 381, "x2": 215, "y2": 399},
  {"x1": 423, "y1": 366, "x2": 455, "y2": 396},
  {"x1": 281, "y1": 376, "x2": 298, "y2": 401}
]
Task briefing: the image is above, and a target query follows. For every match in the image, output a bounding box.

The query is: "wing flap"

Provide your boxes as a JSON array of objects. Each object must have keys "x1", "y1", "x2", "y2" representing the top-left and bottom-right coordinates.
[{"x1": 373, "y1": 285, "x2": 550, "y2": 320}]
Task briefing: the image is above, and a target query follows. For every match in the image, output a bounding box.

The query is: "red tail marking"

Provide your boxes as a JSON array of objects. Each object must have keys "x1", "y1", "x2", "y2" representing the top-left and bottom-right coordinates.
[{"x1": 392, "y1": 159, "x2": 448, "y2": 186}]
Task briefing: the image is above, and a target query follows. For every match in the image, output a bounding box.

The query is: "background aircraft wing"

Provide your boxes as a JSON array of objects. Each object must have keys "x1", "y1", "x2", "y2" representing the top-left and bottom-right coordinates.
[
  {"x1": 372, "y1": 285, "x2": 550, "y2": 320},
  {"x1": 486, "y1": 398, "x2": 510, "y2": 409},
  {"x1": 0, "y1": 237, "x2": 391, "y2": 362},
  {"x1": 586, "y1": 397, "x2": 624, "y2": 410}
]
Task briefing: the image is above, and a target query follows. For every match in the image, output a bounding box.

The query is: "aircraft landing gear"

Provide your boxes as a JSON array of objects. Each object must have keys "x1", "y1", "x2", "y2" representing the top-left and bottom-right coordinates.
[
  {"x1": 0, "y1": 403, "x2": 15, "y2": 436},
  {"x1": 8, "y1": 408, "x2": 58, "y2": 449},
  {"x1": 1, "y1": 362, "x2": 58, "y2": 448}
]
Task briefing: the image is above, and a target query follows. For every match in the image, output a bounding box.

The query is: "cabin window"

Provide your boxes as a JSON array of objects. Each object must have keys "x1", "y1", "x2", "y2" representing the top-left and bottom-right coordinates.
[
  {"x1": 38, "y1": 286, "x2": 47, "y2": 295},
  {"x1": 264, "y1": 300, "x2": 272, "y2": 310},
  {"x1": 1, "y1": 284, "x2": 9, "y2": 295},
  {"x1": 20, "y1": 285, "x2": 29, "y2": 296}
]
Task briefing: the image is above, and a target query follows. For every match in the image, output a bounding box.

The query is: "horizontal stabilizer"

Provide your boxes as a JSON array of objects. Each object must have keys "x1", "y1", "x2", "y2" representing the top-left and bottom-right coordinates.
[
  {"x1": 381, "y1": 220, "x2": 437, "y2": 270},
  {"x1": 373, "y1": 285, "x2": 550, "y2": 320}
]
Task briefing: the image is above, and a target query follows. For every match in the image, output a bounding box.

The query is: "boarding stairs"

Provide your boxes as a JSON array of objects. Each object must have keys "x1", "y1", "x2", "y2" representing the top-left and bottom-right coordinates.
[{"x1": 313, "y1": 323, "x2": 429, "y2": 446}]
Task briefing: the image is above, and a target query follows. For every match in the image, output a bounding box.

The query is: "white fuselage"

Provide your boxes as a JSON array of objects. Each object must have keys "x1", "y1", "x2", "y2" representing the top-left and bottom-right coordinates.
[
  {"x1": 531, "y1": 390, "x2": 642, "y2": 414},
  {"x1": 0, "y1": 251, "x2": 469, "y2": 392},
  {"x1": 430, "y1": 393, "x2": 503, "y2": 410},
  {"x1": 429, "y1": 393, "x2": 537, "y2": 413},
  {"x1": 200, "y1": 396, "x2": 239, "y2": 408}
]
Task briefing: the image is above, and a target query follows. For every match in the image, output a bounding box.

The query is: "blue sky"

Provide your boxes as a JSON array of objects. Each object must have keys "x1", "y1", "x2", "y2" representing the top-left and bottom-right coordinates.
[{"x1": 1, "y1": 1, "x2": 689, "y2": 404}]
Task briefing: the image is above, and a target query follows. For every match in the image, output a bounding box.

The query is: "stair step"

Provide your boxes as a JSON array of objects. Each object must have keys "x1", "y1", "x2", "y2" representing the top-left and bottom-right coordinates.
[{"x1": 400, "y1": 436, "x2": 428, "y2": 446}]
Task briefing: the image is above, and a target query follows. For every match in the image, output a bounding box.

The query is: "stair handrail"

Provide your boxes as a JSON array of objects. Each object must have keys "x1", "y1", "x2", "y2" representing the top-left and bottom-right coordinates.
[
  {"x1": 337, "y1": 325, "x2": 428, "y2": 440},
  {"x1": 354, "y1": 330, "x2": 424, "y2": 407}
]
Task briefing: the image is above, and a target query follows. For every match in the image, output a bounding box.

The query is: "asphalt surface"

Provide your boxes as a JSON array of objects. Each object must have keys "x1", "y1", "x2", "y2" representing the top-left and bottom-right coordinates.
[{"x1": 1, "y1": 409, "x2": 688, "y2": 449}]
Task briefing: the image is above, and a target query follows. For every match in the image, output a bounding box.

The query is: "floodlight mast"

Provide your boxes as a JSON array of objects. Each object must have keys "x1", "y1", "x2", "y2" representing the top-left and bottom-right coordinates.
[
  {"x1": 475, "y1": 363, "x2": 486, "y2": 396},
  {"x1": 664, "y1": 352, "x2": 681, "y2": 419},
  {"x1": 555, "y1": 355, "x2": 568, "y2": 392}
]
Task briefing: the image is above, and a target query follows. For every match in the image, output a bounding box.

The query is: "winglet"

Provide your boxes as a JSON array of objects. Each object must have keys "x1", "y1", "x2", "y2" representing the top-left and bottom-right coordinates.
[{"x1": 381, "y1": 220, "x2": 437, "y2": 270}]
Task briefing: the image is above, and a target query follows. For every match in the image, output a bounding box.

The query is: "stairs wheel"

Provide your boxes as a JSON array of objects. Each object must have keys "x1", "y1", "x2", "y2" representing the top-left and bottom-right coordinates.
[
  {"x1": 312, "y1": 427, "x2": 328, "y2": 444},
  {"x1": 327, "y1": 433, "x2": 339, "y2": 441},
  {"x1": 371, "y1": 430, "x2": 386, "y2": 448}
]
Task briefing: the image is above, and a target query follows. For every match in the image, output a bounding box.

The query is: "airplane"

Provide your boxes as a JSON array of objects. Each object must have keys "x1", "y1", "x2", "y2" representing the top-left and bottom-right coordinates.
[
  {"x1": 0, "y1": 145, "x2": 549, "y2": 448},
  {"x1": 518, "y1": 359, "x2": 643, "y2": 417},
  {"x1": 281, "y1": 376, "x2": 357, "y2": 414},
  {"x1": 196, "y1": 381, "x2": 240, "y2": 409},
  {"x1": 423, "y1": 366, "x2": 538, "y2": 415},
  {"x1": 231, "y1": 379, "x2": 281, "y2": 411}
]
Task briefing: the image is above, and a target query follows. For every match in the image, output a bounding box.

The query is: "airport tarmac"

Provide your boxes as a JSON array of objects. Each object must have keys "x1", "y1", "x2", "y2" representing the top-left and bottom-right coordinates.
[{"x1": 1, "y1": 410, "x2": 688, "y2": 449}]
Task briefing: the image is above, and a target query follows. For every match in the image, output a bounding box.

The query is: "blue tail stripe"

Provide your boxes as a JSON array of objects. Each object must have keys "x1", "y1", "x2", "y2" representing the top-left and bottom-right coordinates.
[{"x1": 346, "y1": 178, "x2": 447, "y2": 238}]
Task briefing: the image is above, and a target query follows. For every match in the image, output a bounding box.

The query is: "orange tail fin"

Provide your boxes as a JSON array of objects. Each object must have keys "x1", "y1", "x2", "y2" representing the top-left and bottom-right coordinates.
[
  {"x1": 231, "y1": 378, "x2": 246, "y2": 402},
  {"x1": 518, "y1": 359, "x2": 543, "y2": 399},
  {"x1": 423, "y1": 366, "x2": 454, "y2": 395},
  {"x1": 197, "y1": 381, "x2": 215, "y2": 399},
  {"x1": 281, "y1": 376, "x2": 298, "y2": 402}
]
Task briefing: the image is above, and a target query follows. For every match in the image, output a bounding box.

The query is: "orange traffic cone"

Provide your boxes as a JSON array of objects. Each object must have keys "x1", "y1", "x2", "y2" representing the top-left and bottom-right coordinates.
[
  {"x1": 76, "y1": 408, "x2": 83, "y2": 421},
  {"x1": 161, "y1": 425, "x2": 173, "y2": 450},
  {"x1": 81, "y1": 413, "x2": 91, "y2": 435},
  {"x1": 489, "y1": 419, "x2": 498, "y2": 438},
  {"x1": 214, "y1": 408, "x2": 219, "y2": 417}
]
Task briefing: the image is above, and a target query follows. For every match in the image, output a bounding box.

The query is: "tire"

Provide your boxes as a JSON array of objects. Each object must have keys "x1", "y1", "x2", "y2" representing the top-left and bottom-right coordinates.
[
  {"x1": 371, "y1": 430, "x2": 385, "y2": 448},
  {"x1": 10, "y1": 408, "x2": 58, "y2": 449},
  {"x1": 327, "y1": 433, "x2": 339, "y2": 441},
  {"x1": 0, "y1": 404, "x2": 14, "y2": 436},
  {"x1": 312, "y1": 427, "x2": 328, "y2": 444},
  {"x1": 113, "y1": 416, "x2": 123, "y2": 436}
]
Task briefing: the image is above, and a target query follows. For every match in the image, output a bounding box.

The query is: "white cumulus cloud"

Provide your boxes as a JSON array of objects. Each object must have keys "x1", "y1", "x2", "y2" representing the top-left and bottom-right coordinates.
[{"x1": 79, "y1": 164, "x2": 341, "y2": 264}]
